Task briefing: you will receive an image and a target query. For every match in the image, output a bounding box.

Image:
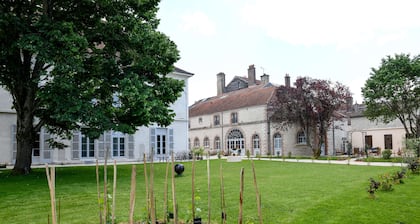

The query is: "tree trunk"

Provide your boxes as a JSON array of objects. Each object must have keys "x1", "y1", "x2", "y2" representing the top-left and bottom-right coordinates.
[{"x1": 12, "y1": 85, "x2": 37, "y2": 175}]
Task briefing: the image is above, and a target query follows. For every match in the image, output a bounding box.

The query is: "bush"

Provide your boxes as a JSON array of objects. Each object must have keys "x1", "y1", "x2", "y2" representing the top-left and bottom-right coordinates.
[
  {"x1": 382, "y1": 149, "x2": 392, "y2": 159},
  {"x1": 379, "y1": 173, "x2": 393, "y2": 191},
  {"x1": 405, "y1": 158, "x2": 419, "y2": 174}
]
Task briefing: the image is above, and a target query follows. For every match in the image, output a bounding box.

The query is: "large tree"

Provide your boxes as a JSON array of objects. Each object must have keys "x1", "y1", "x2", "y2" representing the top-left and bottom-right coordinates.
[
  {"x1": 270, "y1": 77, "x2": 350, "y2": 158},
  {"x1": 362, "y1": 54, "x2": 420, "y2": 154},
  {"x1": 0, "y1": 0, "x2": 184, "y2": 174}
]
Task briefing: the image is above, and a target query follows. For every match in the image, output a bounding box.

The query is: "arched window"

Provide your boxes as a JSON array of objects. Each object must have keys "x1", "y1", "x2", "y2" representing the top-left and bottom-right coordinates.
[
  {"x1": 214, "y1": 136, "x2": 221, "y2": 150},
  {"x1": 203, "y1": 137, "x2": 210, "y2": 148},
  {"x1": 252, "y1": 134, "x2": 260, "y2": 156},
  {"x1": 297, "y1": 131, "x2": 306, "y2": 144},
  {"x1": 193, "y1": 137, "x2": 200, "y2": 148},
  {"x1": 227, "y1": 129, "x2": 244, "y2": 155},
  {"x1": 273, "y1": 133, "x2": 282, "y2": 156}
]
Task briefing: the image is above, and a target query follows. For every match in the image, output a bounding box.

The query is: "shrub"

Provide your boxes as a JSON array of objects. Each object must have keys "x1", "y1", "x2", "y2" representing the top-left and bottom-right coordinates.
[
  {"x1": 405, "y1": 158, "x2": 419, "y2": 174},
  {"x1": 382, "y1": 149, "x2": 392, "y2": 159},
  {"x1": 367, "y1": 178, "x2": 380, "y2": 198},
  {"x1": 378, "y1": 173, "x2": 393, "y2": 191}
]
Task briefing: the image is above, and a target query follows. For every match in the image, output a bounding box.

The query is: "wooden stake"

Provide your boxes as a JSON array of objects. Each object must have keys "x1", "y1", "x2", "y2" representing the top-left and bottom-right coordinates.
[
  {"x1": 150, "y1": 154, "x2": 156, "y2": 224},
  {"x1": 143, "y1": 153, "x2": 150, "y2": 221},
  {"x1": 251, "y1": 159, "x2": 263, "y2": 224},
  {"x1": 103, "y1": 148, "x2": 108, "y2": 224},
  {"x1": 164, "y1": 161, "x2": 170, "y2": 223},
  {"x1": 171, "y1": 151, "x2": 178, "y2": 223},
  {"x1": 45, "y1": 164, "x2": 57, "y2": 224},
  {"x1": 192, "y1": 152, "x2": 196, "y2": 221},
  {"x1": 96, "y1": 160, "x2": 103, "y2": 224},
  {"x1": 220, "y1": 163, "x2": 226, "y2": 224},
  {"x1": 112, "y1": 160, "x2": 117, "y2": 224},
  {"x1": 129, "y1": 165, "x2": 136, "y2": 224},
  {"x1": 207, "y1": 154, "x2": 211, "y2": 223},
  {"x1": 238, "y1": 168, "x2": 244, "y2": 224}
]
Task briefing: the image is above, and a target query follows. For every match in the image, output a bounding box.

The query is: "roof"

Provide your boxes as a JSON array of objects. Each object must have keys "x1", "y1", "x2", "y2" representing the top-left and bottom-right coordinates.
[
  {"x1": 189, "y1": 84, "x2": 276, "y2": 117},
  {"x1": 173, "y1": 67, "x2": 194, "y2": 76}
]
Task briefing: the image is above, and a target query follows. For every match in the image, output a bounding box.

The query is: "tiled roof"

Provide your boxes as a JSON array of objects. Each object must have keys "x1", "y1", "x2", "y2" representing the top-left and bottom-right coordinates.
[{"x1": 189, "y1": 84, "x2": 276, "y2": 117}]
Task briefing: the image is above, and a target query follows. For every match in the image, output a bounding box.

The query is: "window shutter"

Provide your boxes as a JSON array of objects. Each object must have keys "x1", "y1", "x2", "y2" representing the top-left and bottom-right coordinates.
[
  {"x1": 169, "y1": 128, "x2": 174, "y2": 152},
  {"x1": 150, "y1": 128, "x2": 155, "y2": 154},
  {"x1": 104, "y1": 131, "x2": 112, "y2": 158},
  {"x1": 128, "y1": 134, "x2": 134, "y2": 158},
  {"x1": 11, "y1": 125, "x2": 17, "y2": 161},
  {"x1": 42, "y1": 128, "x2": 52, "y2": 159},
  {"x1": 97, "y1": 134, "x2": 105, "y2": 158},
  {"x1": 72, "y1": 131, "x2": 80, "y2": 159}
]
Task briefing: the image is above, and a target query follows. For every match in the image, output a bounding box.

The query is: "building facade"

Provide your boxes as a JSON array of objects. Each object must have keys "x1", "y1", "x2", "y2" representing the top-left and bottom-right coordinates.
[
  {"x1": 189, "y1": 65, "x2": 315, "y2": 157},
  {"x1": 348, "y1": 104, "x2": 407, "y2": 155},
  {"x1": 0, "y1": 68, "x2": 193, "y2": 165}
]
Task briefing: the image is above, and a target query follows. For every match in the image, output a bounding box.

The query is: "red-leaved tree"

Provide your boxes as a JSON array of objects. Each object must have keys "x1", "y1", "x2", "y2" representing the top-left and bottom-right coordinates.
[{"x1": 270, "y1": 77, "x2": 351, "y2": 158}]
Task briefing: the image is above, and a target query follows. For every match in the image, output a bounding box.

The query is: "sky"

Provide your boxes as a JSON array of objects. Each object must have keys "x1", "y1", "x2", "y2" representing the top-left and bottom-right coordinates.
[{"x1": 157, "y1": 0, "x2": 420, "y2": 106}]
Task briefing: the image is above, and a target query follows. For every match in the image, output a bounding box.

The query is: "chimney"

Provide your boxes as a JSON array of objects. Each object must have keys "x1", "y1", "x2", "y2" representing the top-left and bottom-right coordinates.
[
  {"x1": 261, "y1": 74, "x2": 269, "y2": 85},
  {"x1": 285, "y1": 74, "x2": 290, "y2": 87},
  {"x1": 248, "y1": 64, "x2": 256, "y2": 86},
  {"x1": 217, "y1": 72, "x2": 226, "y2": 95}
]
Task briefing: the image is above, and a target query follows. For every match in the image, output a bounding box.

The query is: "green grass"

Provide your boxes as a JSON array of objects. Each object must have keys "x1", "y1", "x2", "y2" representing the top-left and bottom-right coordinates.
[{"x1": 1, "y1": 160, "x2": 420, "y2": 223}]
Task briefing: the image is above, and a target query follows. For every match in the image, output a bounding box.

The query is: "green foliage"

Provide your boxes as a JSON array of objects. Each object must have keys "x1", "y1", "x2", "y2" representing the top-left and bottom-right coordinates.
[
  {"x1": 362, "y1": 53, "x2": 420, "y2": 139},
  {"x1": 382, "y1": 149, "x2": 392, "y2": 160},
  {"x1": 0, "y1": 0, "x2": 184, "y2": 173}
]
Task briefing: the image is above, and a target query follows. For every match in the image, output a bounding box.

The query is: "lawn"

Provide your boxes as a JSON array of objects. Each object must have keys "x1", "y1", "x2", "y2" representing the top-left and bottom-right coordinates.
[{"x1": 1, "y1": 159, "x2": 419, "y2": 223}]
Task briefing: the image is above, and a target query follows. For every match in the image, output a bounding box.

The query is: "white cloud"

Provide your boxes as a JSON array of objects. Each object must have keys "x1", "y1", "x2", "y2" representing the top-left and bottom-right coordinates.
[
  {"x1": 241, "y1": 0, "x2": 420, "y2": 48},
  {"x1": 181, "y1": 11, "x2": 217, "y2": 36}
]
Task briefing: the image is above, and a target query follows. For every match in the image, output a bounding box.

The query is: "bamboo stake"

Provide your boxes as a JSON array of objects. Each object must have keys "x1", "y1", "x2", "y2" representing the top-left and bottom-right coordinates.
[
  {"x1": 171, "y1": 151, "x2": 178, "y2": 223},
  {"x1": 192, "y1": 152, "x2": 196, "y2": 221},
  {"x1": 103, "y1": 148, "x2": 109, "y2": 224},
  {"x1": 207, "y1": 154, "x2": 211, "y2": 223},
  {"x1": 143, "y1": 153, "x2": 150, "y2": 221},
  {"x1": 112, "y1": 160, "x2": 117, "y2": 224},
  {"x1": 238, "y1": 168, "x2": 244, "y2": 224},
  {"x1": 164, "y1": 161, "x2": 170, "y2": 223},
  {"x1": 150, "y1": 153, "x2": 156, "y2": 224},
  {"x1": 251, "y1": 159, "x2": 263, "y2": 224},
  {"x1": 129, "y1": 165, "x2": 136, "y2": 224},
  {"x1": 45, "y1": 164, "x2": 57, "y2": 224},
  {"x1": 96, "y1": 160, "x2": 103, "y2": 224},
  {"x1": 220, "y1": 163, "x2": 226, "y2": 224}
]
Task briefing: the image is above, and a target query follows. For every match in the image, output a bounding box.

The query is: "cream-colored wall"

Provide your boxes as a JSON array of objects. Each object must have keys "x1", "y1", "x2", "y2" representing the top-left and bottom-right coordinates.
[
  {"x1": 189, "y1": 104, "x2": 314, "y2": 157},
  {"x1": 350, "y1": 116, "x2": 406, "y2": 154}
]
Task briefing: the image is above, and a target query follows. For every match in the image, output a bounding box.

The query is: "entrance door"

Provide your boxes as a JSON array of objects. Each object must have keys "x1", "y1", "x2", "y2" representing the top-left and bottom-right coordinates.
[
  {"x1": 227, "y1": 129, "x2": 244, "y2": 155},
  {"x1": 274, "y1": 133, "x2": 282, "y2": 156}
]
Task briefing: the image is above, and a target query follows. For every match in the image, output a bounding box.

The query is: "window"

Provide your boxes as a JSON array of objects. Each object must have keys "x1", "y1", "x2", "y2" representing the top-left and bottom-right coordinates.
[
  {"x1": 384, "y1": 134, "x2": 393, "y2": 149},
  {"x1": 33, "y1": 132, "x2": 40, "y2": 157},
  {"x1": 365, "y1": 135, "x2": 372, "y2": 149},
  {"x1": 81, "y1": 135, "x2": 95, "y2": 158},
  {"x1": 198, "y1": 117, "x2": 203, "y2": 124},
  {"x1": 231, "y1": 112, "x2": 238, "y2": 124},
  {"x1": 214, "y1": 136, "x2": 221, "y2": 150},
  {"x1": 112, "y1": 132, "x2": 125, "y2": 157},
  {"x1": 203, "y1": 137, "x2": 210, "y2": 148},
  {"x1": 253, "y1": 135, "x2": 260, "y2": 150},
  {"x1": 297, "y1": 131, "x2": 306, "y2": 144},
  {"x1": 194, "y1": 137, "x2": 200, "y2": 148},
  {"x1": 214, "y1": 115, "x2": 220, "y2": 126}
]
